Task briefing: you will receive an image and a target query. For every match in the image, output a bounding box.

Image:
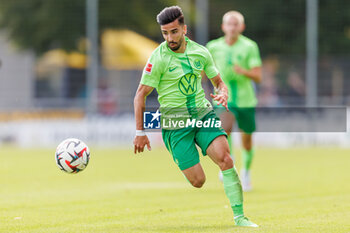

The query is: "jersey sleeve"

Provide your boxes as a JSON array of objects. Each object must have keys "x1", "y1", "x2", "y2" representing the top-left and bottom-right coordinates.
[
  {"x1": 247, "y1": 42, "x2": 262, "y2": 69},
  {"x1": 205, "y1": 41, "x2": 214, "y2": 54},
  {"x1": 140, "y1": 50, "x2": 163, "y2": 88},
  {"x1": 203, "y1": 48, "x2": 219, "y2": 79}
]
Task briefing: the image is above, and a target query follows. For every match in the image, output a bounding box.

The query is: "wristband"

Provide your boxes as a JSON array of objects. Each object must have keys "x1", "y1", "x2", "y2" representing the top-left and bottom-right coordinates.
[{"x1": 136, "y1": 130, "x2": 146, "y2": 136}]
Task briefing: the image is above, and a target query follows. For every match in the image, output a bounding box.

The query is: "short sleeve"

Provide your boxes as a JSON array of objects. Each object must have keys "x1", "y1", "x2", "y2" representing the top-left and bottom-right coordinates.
[
  {"x1": 247, "y1": 42, "x2": 262, "y2": 69},
  {"x1": 140, "y1": 50, "x2": 163, "y2": 88},
  {"x1": 205, "y1": 41, "x2": 214, "y2": 54},
  {"x1": 203, "y1": 48, "x2": 219, "y2": 79}
]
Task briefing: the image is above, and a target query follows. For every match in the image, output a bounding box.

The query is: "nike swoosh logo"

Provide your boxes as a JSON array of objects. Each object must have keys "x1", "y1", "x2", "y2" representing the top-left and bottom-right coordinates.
[{"x1": 169, "y1": 67, "x2": 177, "y2": 72}]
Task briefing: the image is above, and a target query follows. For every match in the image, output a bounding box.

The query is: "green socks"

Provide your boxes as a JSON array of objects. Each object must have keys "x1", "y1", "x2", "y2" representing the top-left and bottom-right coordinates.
[
  {"x1": 242, "y1": 149, "x2": 254, "y2": 171},
  {"x1": 222, "y1": 167, "x2": 244, "y2": 218}
]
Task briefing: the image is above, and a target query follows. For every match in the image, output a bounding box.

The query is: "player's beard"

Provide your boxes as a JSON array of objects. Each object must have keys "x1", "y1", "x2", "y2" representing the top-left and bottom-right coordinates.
[{"x1": 168, "y1": 36, "x2": 184, "y2": 51}]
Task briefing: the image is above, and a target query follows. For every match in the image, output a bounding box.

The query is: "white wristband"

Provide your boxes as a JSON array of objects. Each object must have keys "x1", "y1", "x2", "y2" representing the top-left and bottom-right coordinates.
[{"x1": 136, "y1": 130, "x2": 146, "y2": 136}]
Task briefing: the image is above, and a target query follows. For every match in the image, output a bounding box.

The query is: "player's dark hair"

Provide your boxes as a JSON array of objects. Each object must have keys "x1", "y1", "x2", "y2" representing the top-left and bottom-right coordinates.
[{"x1": 156, "y1": 6, "x2": 184, "y2": 25}]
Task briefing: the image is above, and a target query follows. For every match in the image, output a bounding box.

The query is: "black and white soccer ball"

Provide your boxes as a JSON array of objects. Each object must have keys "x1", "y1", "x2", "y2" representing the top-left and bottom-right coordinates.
[{"x1": 55, "y1": 138, "x2": 90, "y2": 173}]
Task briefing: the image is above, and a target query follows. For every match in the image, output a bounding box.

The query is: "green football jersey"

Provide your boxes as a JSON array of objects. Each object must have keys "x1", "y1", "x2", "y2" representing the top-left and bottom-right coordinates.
[
  {"x1": 206, "y1": 35, "x2": 262, "y2": 107},
  {"x1": 141, "y1": 37, "x2": 219, "y2": 121}
]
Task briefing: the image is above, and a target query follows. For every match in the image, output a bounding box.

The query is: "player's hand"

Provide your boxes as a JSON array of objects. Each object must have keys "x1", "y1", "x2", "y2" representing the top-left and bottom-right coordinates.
[
  {"x1": 133, "y1": 135, "x2": 152, "y2": 154},
  {"x1": 234, "y1": 65, "x2": 246, "y2": 75},
  {"x1": 210, "y1": 92, "x2": 229, "y2": 112}
]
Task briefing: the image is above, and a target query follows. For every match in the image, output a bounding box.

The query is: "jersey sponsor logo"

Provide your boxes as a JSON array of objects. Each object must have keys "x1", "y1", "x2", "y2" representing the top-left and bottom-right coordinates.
[
  {"x1": 178, "y1": 73, "x2": 197, "y2": 96},
  {"x1": 145, "y1": 63, "x2": 153, "y2": 74},
  {"x1": 169, "y1": 66, "x2": 177, "y2": 72},
  {"x1": 193, "y1": 59, "x2": 203, "y2": 69}
]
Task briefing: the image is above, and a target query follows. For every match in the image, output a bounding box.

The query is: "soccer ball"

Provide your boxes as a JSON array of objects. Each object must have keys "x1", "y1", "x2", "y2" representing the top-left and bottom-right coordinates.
[{"x1": 55, "y1": 138, "x2": 90, "y2": 173}]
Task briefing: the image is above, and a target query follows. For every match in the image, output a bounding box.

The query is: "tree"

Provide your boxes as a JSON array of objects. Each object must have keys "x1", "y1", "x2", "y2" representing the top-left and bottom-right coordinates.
[
  {"x1": 0, "y1": 0, "x2": 348, "y2": 55},
  {"x1": 0, "y1": 0, "x2": 175, "y2": 54},
  {"x1": 0, "y1": 0, "x2": 85, "y2": 54}
]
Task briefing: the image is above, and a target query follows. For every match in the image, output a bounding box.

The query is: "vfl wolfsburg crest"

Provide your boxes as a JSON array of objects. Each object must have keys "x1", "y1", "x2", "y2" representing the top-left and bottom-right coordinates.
[
  {"x1": 178, "y1": 73, "x2": 197, "y2": 96},
  {"x1": 193, "y1": 59, "x2": 203, "y2": 69}
]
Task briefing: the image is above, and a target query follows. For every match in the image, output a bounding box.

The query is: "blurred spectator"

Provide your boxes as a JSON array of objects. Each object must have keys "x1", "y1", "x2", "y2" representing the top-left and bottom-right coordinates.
[
  {"x1": 285, "y1": 71, "x2": 305, "y2": 105},
  {"x1": 97, "y1": 77, "x2": 118, "y2": 115},
  {"x1": 257, "y1": 58, "x2": 280, "y2": 107}
]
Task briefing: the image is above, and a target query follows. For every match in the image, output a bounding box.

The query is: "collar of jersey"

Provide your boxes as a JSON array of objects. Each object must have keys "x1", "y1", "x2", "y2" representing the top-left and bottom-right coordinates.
[
  {"x1": 165, "y1": 36, "x2": 190, "y2": 56},
  {"x1": 221, "y1": 35, "x2": 242, "y2": 48}
]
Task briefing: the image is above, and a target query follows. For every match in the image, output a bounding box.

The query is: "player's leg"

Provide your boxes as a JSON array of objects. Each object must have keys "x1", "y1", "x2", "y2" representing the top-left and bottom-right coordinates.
[
  {"x1": 240, "y1": 132, "x2": 254, "y2": 191},
  {"x1": 181, "y1": 163, "x2": 206, "y2": 188},
  {"x1": 195, "y1": 111, "x2": 257, "y2": 227},
  {"x1": 162, "y1": 128, "x2": 205, "y2": 188},
  {"x1": 218, "y1": 110, "x2": 235, "y2": 181},
  {"x1": 241, "y1": 130, "x2": 254, "y2": 169},
  {"x1": 205, "y1": 135, "x2": 257, "y2": 227},
  {"x1": 219, "y1": 110, "x2": 235, "y2": 159},
  {"x1": 236, "y1": 108, "x2": 256, "y2": 191}
]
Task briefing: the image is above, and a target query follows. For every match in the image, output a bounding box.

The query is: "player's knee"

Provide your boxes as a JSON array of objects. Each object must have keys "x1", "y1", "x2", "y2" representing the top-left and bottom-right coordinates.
[
  {"x1": 191, "y1": 177, "x2": 205, "y2": 188},
  {"x1": 218, "y1": 153, "x2": 233, "y2": 171},
  {"x1": 243, "y1": 141, "x2": 252, "y2": 150},
  {"x1": 242, "y1": 135, "x2": 253, "y2": 150}
]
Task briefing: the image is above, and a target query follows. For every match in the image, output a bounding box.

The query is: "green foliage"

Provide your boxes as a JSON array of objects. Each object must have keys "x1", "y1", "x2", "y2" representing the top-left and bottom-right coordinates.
[
  {"x1": 318, "y1": 0, "x2": 350, "y2": 55},
  {"x1": 0, "y1": 0, "x2": 348, "y2": 55},
  {"x1": 98, "y1": 0, "x2": 176, "y2": 41},
  {"x1": 0, "y1": 0, "x2": 175, "y2": 54},
  {"x1": 0, "y1": 0, "x2": 86, "y2": 54}
]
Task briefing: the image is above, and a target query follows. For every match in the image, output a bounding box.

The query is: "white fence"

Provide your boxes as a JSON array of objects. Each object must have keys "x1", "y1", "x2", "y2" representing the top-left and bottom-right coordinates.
[{"x1": 0, "y1": 110, "x2": 349, "y2": 148}]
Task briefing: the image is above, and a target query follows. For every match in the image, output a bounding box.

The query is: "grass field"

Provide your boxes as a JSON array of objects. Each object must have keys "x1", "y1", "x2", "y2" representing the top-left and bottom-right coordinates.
[{"x1": 0, "y1": 146, "x2": 350, "y2": 233}]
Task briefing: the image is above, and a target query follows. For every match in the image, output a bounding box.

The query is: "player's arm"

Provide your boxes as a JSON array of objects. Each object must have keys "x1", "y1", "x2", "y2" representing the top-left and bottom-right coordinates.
[
  {"x1": 133, "y1": 84, "x2": 154, "y2": 154},
  {"x1": 234, "y1": 42, "x2": 262, "y2": 83},
  {"x1": 203, "y1": 47, "x2": 229, "y2": 111},
  {"x1": 209, "y1": 74, "x2": 229, "y2": 111},
  {"x1": 234, "y1": 66, "x2": 262, "y2": 83}
]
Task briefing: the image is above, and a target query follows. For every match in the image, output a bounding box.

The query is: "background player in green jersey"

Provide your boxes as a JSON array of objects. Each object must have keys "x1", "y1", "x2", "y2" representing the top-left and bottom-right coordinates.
[
  {"x1": 133, "y1": 6, "x2": 258, "y2": 227},
  {"x1": 207, "y1": 11, "x2": 262, "y2": 191}
]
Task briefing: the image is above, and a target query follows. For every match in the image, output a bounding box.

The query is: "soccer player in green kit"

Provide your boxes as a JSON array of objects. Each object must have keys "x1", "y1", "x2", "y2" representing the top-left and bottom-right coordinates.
[
  {"x1": 133, "y1": 6, "x2": 258, "y2": 227},
  {"x1": 207, "y1": 11, "x2": 262, "y2": 191}
]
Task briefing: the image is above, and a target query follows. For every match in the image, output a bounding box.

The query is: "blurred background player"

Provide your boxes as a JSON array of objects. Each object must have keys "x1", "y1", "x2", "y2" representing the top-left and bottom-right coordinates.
[
  {"x1": 207, "y1": 11, "x2": 262, "y2": 191},
  {"x1": 133, "y1": 6, "x2": 258, "y2": 227}
]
